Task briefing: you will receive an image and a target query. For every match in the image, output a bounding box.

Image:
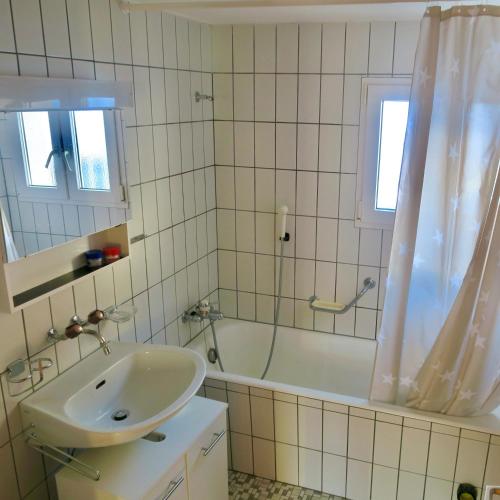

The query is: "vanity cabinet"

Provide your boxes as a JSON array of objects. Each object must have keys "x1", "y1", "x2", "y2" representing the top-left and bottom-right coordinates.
[{"x1": 55, "y1": 397, "x2": 228, "y2": 500}]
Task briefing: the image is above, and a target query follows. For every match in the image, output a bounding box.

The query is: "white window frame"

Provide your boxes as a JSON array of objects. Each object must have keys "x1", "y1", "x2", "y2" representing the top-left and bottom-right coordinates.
[
  {"x1": 4, "y1": 109, "x2": 126, "y2": 208},
  {"x1": 356, "y1": 77, "x2": 411, "y2": 230}
]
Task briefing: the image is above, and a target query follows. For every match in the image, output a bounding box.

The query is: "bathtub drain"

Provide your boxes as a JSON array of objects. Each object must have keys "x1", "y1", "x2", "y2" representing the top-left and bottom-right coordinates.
[{"x1": 207, "y1": 348, "x2": 218, "y2": 364}]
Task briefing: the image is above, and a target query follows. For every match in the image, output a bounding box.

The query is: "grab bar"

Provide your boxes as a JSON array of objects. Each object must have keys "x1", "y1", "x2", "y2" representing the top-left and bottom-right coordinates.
[{"x1": 308, "y1": 277, "x2": 376, "y2": 315}]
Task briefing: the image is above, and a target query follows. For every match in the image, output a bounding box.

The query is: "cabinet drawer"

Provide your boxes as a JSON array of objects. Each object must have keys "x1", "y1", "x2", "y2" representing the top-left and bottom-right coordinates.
[
  {"x1": 187, "y1": 412, "x2": 228, "y2": 500},
  {"x1": 153, "y1": 458, "x2": 187, "y2": 500},
  {"x1": 186, "y1": 412, "x2": 227, "y2": 469}
]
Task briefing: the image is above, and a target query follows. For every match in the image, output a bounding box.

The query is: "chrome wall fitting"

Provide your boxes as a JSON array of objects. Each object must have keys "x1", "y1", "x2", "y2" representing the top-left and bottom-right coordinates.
[
  {"x1": 309, "y1": 277, "x2": 376, "y2": 315},
  {"x1": 194, "y1": 91, "x2": 214, "y2": 102},
  {"x1": 26, "y1": 431, "x2": 100, "y2": 481},
  {"x1": 6, "y1": 357, "x2": 53, "y2": 397}
]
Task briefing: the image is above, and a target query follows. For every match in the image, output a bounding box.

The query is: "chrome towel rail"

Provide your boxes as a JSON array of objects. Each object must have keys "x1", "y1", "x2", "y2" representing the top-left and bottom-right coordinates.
[
  {"x1": 26, "y1": 431, "x2": 100, "y2": 481},
  {"x1": 309, "y1": 277, "x2": 376, "y2": 315}
]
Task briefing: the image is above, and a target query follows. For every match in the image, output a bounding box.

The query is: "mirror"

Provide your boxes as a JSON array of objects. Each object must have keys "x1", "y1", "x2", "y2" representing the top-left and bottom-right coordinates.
[
  {"x1": 0, "y1": 75, "x2": 133, "y2": 263},
  {"x1": 0, "y1": 108, "x2": 128, "y2": 262}
]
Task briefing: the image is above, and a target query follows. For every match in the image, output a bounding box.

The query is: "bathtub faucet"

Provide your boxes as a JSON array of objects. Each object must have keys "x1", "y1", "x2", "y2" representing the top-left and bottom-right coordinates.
[{"x1": 182, "y1": 301, "x2": 224, "y2": 323}]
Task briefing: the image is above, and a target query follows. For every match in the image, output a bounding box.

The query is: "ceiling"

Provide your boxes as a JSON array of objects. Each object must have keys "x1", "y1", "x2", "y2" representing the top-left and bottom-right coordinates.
[{"x1": 118, "y1": 0, "x2": 464, "y2": 23}]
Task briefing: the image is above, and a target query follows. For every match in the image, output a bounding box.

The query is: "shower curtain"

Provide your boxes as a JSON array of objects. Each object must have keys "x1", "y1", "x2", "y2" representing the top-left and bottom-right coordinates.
[{"x1": 370, "y1": 5, "x2": 500, "y2": 416}]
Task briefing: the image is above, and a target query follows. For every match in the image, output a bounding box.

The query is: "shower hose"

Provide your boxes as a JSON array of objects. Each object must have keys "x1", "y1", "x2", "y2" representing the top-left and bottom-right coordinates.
[{"x1": 209, "y1": 237, "x2": 286, "y2": 379}]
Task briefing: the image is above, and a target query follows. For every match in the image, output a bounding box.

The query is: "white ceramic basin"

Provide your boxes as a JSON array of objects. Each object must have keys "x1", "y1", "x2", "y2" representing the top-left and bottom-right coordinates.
[{"x1": 20, "y1": 343, "x2": 206, "y2": 448}]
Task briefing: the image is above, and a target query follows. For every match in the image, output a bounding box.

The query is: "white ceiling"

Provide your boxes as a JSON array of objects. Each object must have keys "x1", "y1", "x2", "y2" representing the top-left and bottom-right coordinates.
[{"x1": 119, "y1": 0, "x2": 445, "y2": 23}]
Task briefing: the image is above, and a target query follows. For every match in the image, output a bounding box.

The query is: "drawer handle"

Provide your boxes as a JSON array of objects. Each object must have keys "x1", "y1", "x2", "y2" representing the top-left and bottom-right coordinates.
[
  {"x1": 201, "y1": 430, "x2": 226, "y2": 456},
  {"x1": 162, "y1": 475, "x2": 184, "y2": 500}
]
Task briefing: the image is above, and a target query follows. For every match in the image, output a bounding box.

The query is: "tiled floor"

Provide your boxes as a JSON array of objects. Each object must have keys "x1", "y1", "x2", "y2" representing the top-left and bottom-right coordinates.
[{"x1": 228, "y1": 471, "x2": 345, "y2": 499}]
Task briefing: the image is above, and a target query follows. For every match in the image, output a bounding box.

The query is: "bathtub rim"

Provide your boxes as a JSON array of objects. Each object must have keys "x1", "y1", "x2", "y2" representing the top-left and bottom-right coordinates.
[{"x1": 204, "y1": 367, "x2": 500, "y2": 437}]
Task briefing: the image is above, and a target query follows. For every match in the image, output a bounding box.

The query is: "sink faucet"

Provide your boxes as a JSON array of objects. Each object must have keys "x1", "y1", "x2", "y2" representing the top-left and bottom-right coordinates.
[
  {"x1": 48, "y1": 322, "x2": 112, "y2": 356},
  {"x1": 182, "y1": 301, "x2": 224, "y2": 323}
]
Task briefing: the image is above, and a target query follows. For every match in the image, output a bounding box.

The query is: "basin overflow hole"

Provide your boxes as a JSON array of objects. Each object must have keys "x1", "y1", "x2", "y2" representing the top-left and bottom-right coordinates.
[{"x1": 96, "y1": 380, "x2": 106, "y2": 390}]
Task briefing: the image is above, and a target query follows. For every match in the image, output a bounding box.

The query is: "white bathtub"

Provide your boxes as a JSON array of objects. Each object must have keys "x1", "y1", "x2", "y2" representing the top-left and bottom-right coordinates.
[
  {"x1": 188, "y1": 318, "x2": 376, "y2": 399},
  {"x1": 187, "y1": 318, "x2": 500, "y2": 434}
]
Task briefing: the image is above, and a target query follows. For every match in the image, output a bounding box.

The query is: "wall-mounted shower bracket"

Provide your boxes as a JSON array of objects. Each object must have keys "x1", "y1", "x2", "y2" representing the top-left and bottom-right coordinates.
[
  {"x1": 194, "y1": 91, "x2": 214, "y2": 102},
  {"x1": 309, "y1": 277, "x2": 376, "y2": 315}
]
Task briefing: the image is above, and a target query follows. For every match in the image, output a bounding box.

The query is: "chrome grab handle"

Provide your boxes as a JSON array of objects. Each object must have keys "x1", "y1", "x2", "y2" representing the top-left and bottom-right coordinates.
[
  {"x1": 309, "y1": 277, "x2": 376, "y2": 315},
  {"x1": 162, "y1": 475, "x2": 184, "y2": 500},
  {"x1": 201, "y1": 430, "x2": 226, "y2": 456}
]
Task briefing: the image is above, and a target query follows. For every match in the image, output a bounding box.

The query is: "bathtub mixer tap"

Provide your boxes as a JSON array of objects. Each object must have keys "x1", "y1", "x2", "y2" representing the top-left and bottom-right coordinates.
[{"x1": 182, "y1": 301, "x2": 224, "y2": 323}]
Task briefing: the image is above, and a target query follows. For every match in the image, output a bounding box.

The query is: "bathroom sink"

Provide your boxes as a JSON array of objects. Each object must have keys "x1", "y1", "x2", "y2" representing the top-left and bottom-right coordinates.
[{"x1": 20, "y1": 343, "x2": 206, "y2": 448}]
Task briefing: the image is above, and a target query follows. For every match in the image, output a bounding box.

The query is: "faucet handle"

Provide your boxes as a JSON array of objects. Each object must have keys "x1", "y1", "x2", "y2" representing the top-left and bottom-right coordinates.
[{"x1": 65, "y1": 324, "x2": 83, "y2": 339}]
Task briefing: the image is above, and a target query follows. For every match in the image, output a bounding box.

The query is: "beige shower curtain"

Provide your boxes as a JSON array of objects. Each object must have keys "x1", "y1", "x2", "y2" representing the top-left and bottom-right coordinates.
[{"x1": 370, "y1": 5, "x2": 500, "y2": 416}]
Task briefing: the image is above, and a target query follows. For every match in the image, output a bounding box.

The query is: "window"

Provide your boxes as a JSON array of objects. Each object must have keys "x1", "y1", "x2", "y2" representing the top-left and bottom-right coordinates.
[
  {"x1": 356, "y1": 78, "x2": 411, "y2": 230},
  {"x1": 9, "y1": 109, "x2": 124, "y2": 206}
]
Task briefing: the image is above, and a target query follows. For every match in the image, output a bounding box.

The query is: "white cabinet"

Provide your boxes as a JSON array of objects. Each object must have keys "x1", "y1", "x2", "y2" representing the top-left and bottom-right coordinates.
[{"x1": 56, "y1": 397, "x2": 228, "y2": 500}]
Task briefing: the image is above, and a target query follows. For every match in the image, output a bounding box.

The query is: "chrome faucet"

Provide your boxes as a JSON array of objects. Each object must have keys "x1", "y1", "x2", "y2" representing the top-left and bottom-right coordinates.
[
  {"x1": 48, "y1": 310, "x2": 114, "y2": 356},
  {"x1": 182, "y1": 301, "x2": 224, "y2": 323}
]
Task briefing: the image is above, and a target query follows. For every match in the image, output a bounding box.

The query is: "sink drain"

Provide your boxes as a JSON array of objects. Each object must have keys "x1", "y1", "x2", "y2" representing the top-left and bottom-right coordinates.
[{"x1": 111, "y1": 409, "x2": 130, "y2": 421}]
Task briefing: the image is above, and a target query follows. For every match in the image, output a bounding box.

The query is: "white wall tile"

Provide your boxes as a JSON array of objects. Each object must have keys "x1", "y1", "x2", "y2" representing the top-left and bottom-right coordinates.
[
  {"x1": 394, "y1": 21, "x2": 420, "y2": 74},
  {"x1": 323, "y1": 453, "x2": 346, "y2": 496},
  {"x1": 276, "y1": 74, "x2": 298, "y2": 123},
  {"x1": 298, "y1": 404, "x2": 322, "y2": 450},
  {"x1": 369, "y1": 22, "x2": 395, "y2": 74},
  {"x1": 11, "y1": 0, "x2": 44, "y2": 55},
  {"x1": 397, "y1": 471, "x2": 425, "y2": 500},
  {"x1": 346, "y1": 459, "x2": 372, "y2": 500},
  {"x1": 372, "y1": 464, "x2": 398, "y2": 500},
  {"x1": 253, "y1": 437, "x2": 275, "y2": 480},
  {"x1": 427, "y1": 432, "x2": 459, "y2": 481},
  {"x1": 373, "y1": 421, "x2": 401, "y2": 468},
  {"x1": 319, "y1": 125, "x2": 341, "y2": 172},
  {"x1": 255, "y1": 25, "x2": 276, "y2": 73},
  {"x1": 41, "y1": 0, "x2": 71, "y2": 58},
  {"x1": 297, "y1": 124, "x2": 319, "y2": 171},
  {"x1": 255, "y1": 74, "x2": 276, "y2": 122},
  {"x1": 233, "y1": 25, "x2": 254, "y2": 73},
  {"x1": 231, "y1": 432, "x2": 253, "y2": 474},
  {"x1": 276, "y1": 124, "x2": 296, "y2": 171},
  {"x1": 299, "y1": 24, "x2": 321, "y2": 73},
  {"x1": 345, "y1": 22, "x2": 369, "y2": 74},
  {"x1": 276, "y1": 442, "x2": 299, "y2": 485},
  {"x1": 298, "y1": 75, "x2": 320, "y2": 123},
  {"x1": 348, "y1": 416, "x2": 374, "y2": 462},
  {"x1": 320, "y1": 75, "x2": 343, "y2": 124},
  {"x1": 322, "y1": 23, "x2": 345, "y2": 73},
  {"x1": 299, "y1": 447, "x2": 322, "y2": 490},
  {"x1": 277, "y1": 24, "x2": 298, "y2": 73}
]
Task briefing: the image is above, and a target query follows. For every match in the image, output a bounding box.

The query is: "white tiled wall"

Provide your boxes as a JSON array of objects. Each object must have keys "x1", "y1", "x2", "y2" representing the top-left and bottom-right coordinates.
[
  {"x1": 212, "y1": 22, "x2": 420, "y2": 340},
  {"x1": 202, "y1": 379, "x2": 500, "y2": 500},
  {"x1": 0, "y1": 2, "x2": 215, "y2": 498}
]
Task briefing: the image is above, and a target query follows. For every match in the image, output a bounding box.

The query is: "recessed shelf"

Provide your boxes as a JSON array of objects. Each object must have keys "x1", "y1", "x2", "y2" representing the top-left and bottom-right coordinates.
[
  {"x1": 0, "y1": 223, "x2": 129, "y2": 313},
  {"x1": 12, "y1": 260, "x2": 124, "y2": 308}
]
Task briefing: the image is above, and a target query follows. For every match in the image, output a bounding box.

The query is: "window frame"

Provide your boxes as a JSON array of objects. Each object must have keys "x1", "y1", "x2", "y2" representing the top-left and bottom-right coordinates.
[
  {"x1": 356, "y1": 77, "x2": 411, "y2": 230},
  {"x1": 5, "y1": 109, "x2": 126, "y2": 208}
]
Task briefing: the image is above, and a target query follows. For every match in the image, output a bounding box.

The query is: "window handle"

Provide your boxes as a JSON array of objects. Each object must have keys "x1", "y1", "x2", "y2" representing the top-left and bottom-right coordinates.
[
  {"x1": 62, "y1": 149, "x2": 72, "y2": 172},
  {"x1": 44, "y1": 149, "x2": 57, "y2": 169},
  {"x1": 44, "y1": 148, "x2": 72, "y2": 171}
]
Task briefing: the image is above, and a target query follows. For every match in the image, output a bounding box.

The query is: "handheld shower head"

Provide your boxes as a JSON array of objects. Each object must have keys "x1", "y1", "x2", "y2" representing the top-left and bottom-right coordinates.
[{"x1": 278, "y1": 205, "x2": 289, "y2": 239}]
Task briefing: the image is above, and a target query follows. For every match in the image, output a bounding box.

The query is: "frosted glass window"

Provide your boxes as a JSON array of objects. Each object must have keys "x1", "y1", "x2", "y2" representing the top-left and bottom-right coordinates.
[
  {"x1": 376, "y1": 100, "x2": 409, "y2": 211},
  {"x1": 72, "y1": 110, "x2": 110, "y2": 191},
  {"x1": 18, "y1": 111, "x2": 56, "y2": 187}
]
